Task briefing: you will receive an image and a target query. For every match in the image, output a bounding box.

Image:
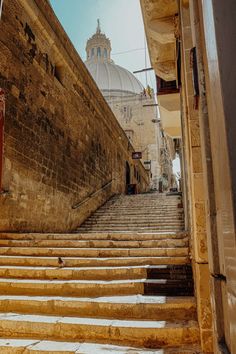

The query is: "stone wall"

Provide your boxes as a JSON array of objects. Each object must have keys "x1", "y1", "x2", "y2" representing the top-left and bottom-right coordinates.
[
  {"x1": 0, "y1": 0, "x2": 149, "y2": 232},
  {"x1": 179, "y1": 3, "x2": 213, "y2": 352}
]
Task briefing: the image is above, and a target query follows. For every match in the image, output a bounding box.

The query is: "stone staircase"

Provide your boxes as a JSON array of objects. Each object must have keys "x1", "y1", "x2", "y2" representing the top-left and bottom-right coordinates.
[
  {"x1": 79, "y1": 193, "x2": 185, "y2": 233},
  {"x1": 0, "y1": 193, "x2": 202, "y2": 353}
]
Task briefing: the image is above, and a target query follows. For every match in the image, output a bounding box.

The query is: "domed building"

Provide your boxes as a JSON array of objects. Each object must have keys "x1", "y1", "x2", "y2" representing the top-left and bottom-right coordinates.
[
  {"x1": 85, "y1": 21, "x2": 167, "y2": 189},
  {"x1": 85, "y1": 21, "x2": 143, "y2": 98}
]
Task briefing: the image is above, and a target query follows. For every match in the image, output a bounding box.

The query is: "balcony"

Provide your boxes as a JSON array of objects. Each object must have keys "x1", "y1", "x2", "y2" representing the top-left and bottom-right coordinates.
[{"x1": 156, "y1": 76, "x2": 180, "y2": 95}]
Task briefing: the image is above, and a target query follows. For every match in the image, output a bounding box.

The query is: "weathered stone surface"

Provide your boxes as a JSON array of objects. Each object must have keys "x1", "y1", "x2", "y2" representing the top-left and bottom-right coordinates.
[
  {"x1": 194, "y1": 263, "x2": 213, "y2": 351},
  {"x1": 0, "y1": 0, "x2": 149, "y2": 233},
  {"x1": 193, "y1": 174, "x2": 205, "y2": 202},
  {"x1": 0, "y1": 192, "x2": 199, "y2": 351},
  {"x1": 192, "y1": 148, "x2": 203, "y2": 174},
  {"x1": 190, "y1": 120, "x2": 201, "y2": 148}
]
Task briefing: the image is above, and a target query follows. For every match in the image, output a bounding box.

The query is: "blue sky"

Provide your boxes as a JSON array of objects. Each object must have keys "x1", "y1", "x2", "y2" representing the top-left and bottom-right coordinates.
[
  {"x1": 50, "y1": 0, "x2": 155, "y2": 89},
  {"x1": 49, "y1": 0, "x2": 180, "y2": 174}
]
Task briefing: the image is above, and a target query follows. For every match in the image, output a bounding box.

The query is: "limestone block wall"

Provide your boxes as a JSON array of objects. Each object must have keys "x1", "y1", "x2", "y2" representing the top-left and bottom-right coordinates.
[
  {"x1": 0, "y1": 0, "x2": 149, "y2": 232},
  {"x1": 179, "y1": 2, "x2": 213, "y2": 352}
]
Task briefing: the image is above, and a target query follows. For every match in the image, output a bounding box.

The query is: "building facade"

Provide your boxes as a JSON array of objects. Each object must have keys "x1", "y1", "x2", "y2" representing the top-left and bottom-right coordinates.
[
  {"x1": 141, "y1": 0, "x2": 236, "y2": 353},
  {"x1": 85, "y1": 21, "x2": 167, "y2": 190}
]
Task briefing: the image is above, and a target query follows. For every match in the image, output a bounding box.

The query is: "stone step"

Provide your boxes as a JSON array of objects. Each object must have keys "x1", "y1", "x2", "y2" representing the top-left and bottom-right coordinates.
[
  {"x1": 81, "y1": 225, "x2": 185, "y2": 230},
  {"x1": 0, "y1": 265, "x2": 193, "y2": 281},
  {"x1": 0, "y1": 255, "x2": 190, "y2": 267},
  {"x1": 0, "y1": 247, "x2": 189, "y2": 257},
  {"x1": 93, "y1": 214, "x2": 182, "y2": 218},
  {"x1": 78, "y1": 228, "x2": 184, "y2": 233},
  {"x1": 89, "y1": 217, "x2": 183, "y2": 222},
  {"x1": 0, "y1": 278, "x2": 193, "y2": 297},
  {"x1": 89, "y1": 215, "x2": 183, "y2": 220},
  {"x1": 96, "y1": 203, "x2": 181, "y2": 207},
  {"x1": 0, "y1": 232, "x2": 188, "y2": 241},
  {"x1": 77, "y1": 224, "x2": 184, "y2": 233},
  {"x1": 82, "y1": 221, "x2": 184, "y2": 226},
  {"x1": 0, "y1": 313, "x2": 200, "y2": 348},
  {"x1": 94, "y1": 210, "x2": 183, "y2": 214},
  {"x1": 0, "y1": 294, "x2": 197, "y2": 320},
  {"x1": 0, "y1": 238, "x2": 188, "y2": 249},
  {"x1": 98, "y1": 206, "x2": 181, "y2": 209},
  {"x1": 96, "y1": 208, "x2": 182, "y2": 213},
  {"x1": 89, "y1": 219, "x2": 184, "y2": 223},
  {"x1": 99, "y1": 203, "x2": 181, "y2": 206},
  {"x1": 0, "y1": 339, "x2": 203, "y2": 353}
]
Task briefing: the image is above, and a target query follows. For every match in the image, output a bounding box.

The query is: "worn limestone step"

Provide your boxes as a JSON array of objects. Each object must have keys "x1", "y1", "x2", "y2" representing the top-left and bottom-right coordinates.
[
  {"x1": 78, "y1": 228, "x2": 185, "y2": 233},
  {"x1": 0, "y1": 265, "x2": 192, "y2": 281},
  {"x1": 80, "y1": 223, "x2": 184, "y2": 227},
  {"x1": 93, "y1": 212, "x2": 183, "y2": 217},
  {"x1": 95, "y1": 205, "x2": 182, "y2": 209},
  {"x1": 91, "y1": 218, "x2": 183, "y2": 223},
  {"x1": 88, "y1": 215, "x2": 183, "y2": 220},
  {"x1": 102, "y1": 201, "x2": 181, "y2": 203},
  {"x1": 81, "y1": 225, "x2": 185, "y2": 230},
  {"x1": 77, "y1": 224, "x2": 184, "y2": 232},
  {"x1": 97, "y1": 205, "x2": 182, "y2": 208},
  {"x1": 0, "y1": 295, "x2": 197, "y2": 320},
  {"x1": 94, "y1": 204, "x2": 183, "y2": 209},
  {"x1": 95, "y1": 208, "x2": 182, "y2": 213},
  {"x1": 0, "y1": 278, "x2": 193, "y2": 297},
  {"x1": 90, "y1": 211, "x2": 183, "y2": 215},
  {"x1": 103, "y1": 196, "x2": 180, "y2": 201},
  {"x1": 0, "y1": 255, "x2": 190, "y2": 267},
  {"x1": 0, "y1": 247, "x2": 189, "y2": 257},
  {"x1": 0, "y1": 313, "x2": 200, "y2": 348},
  {"x1": 95, "y1": 205, "x2": 182, "y2": 207},
  {"x1": 82, "y1": 221, "x2": 184, "y2": 226},
  {"x1": 0, "y1": 238, "x2": 188, "y2": 249},
  {"x1": 0, "y1": 232, "x2": 188, "y2": 241},
  {"x1": 0, "y1": 339, "x2": 203, "y2": 353}
]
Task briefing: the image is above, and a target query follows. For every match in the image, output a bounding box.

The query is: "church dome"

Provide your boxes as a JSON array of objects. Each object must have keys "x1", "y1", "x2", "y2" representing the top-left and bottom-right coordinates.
[
  {"x1": 85, "y1": 61, "x2": 144, "y2": 96},
  {"x1": 85, "y1": 20, "x2": 143, "y2": 97}
]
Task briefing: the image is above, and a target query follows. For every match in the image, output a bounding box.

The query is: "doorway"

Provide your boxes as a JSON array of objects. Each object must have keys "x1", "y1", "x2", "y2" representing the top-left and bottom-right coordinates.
[{"x1": 125, "y1": 161, "x2": 130, "y2": 186}]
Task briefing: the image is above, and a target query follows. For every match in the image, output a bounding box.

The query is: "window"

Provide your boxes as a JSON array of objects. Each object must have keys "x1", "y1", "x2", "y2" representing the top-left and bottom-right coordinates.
[
  {"x1": 104, "y1": 48, "x2": 107, "y2": 58},
  {"x1": 91, "y1": 48, "x2": 95, "y2": 58},
  {"x1": 97, "y1": 47, "x2": 101, "y2": 57},
  {"x1": 122, "y1": 106, "x2": 132, "y2": 123},
  {"x1": 54, "y1": 65, "x2": 64, "y2": 85}
]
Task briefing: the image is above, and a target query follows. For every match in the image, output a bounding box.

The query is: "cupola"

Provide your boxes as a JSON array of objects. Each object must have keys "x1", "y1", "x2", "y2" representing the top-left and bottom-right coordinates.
[{"x1": 86, "y1": 19, "x2": 112, "y2": 63}]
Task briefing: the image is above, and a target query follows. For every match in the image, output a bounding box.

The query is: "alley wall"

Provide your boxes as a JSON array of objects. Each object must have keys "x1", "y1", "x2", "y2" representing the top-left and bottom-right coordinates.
[{"x1": 0, "y1": 0, "x2": 149, "y2": 232}]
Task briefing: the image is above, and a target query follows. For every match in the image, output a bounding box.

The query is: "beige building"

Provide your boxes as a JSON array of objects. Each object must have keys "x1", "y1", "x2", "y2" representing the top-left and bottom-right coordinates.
[
  {"x1": 141, "y1": 0, "x2": 236, "y2": 353},
  {"x1": 85, "y1": 21, "x2": 166, "y2": 190}
]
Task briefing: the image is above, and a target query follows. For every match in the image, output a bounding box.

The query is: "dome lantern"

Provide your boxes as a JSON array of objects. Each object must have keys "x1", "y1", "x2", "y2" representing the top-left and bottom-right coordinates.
[
  {"x1": 85, "y1": 22, "x2": 144, "y2": 96},
  {"x1": 86, "y1": 19, "x2": 112, "y2": 63}
]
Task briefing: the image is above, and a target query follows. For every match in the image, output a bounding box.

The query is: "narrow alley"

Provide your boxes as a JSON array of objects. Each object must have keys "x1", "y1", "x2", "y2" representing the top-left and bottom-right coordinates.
[{"x1": 0, "y1": 0, "x2": 236, "y2": 353}]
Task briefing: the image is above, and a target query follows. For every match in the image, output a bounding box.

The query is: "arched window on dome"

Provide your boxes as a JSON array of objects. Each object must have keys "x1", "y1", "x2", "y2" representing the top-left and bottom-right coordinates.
[
  {"x1": 97, "y1": 47, "x2": 101, "y2": 57},
  {"x1": 104, "y1": 48, "x2": 108, "y2": 58},
  {"x1": 91, "y1": 48, "x2": 95, "y2": 58}
]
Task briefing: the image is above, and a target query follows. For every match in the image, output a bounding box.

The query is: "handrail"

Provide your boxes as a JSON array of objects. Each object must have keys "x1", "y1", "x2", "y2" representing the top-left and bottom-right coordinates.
[{"x1": 72, "y1": 179, "x2": 113, "y2": 209}]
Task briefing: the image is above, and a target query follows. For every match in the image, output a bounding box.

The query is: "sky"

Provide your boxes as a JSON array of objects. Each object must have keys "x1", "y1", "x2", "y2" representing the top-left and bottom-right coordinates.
[
  {"x1": 50, "y1": 0, "x2": 180, "y2": 175},
  {"x1": 50, "y1": 0, "x2": 155, "y2": 89}
]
